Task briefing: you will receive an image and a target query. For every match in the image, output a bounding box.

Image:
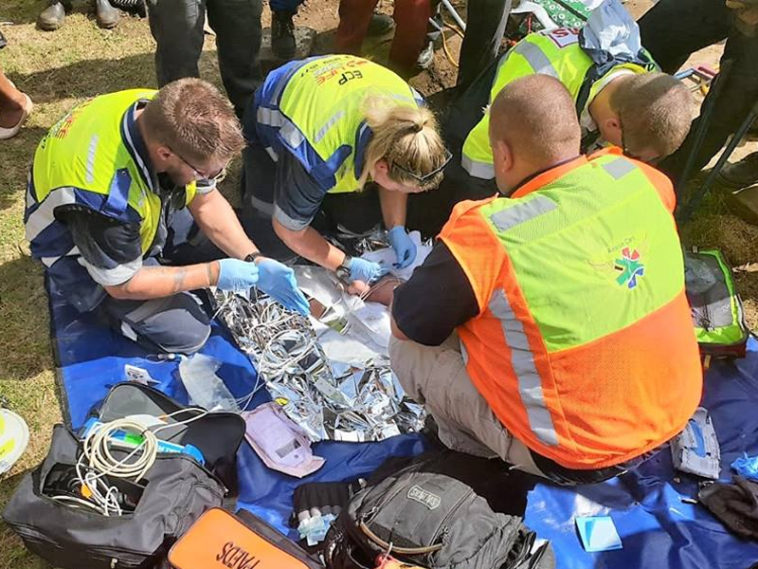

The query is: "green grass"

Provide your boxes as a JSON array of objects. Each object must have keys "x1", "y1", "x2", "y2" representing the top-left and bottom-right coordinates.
[
  {"x1": 0, "y1": 2, "x2": 756, "y2": 568},
  {"x1": 0, "y1": 4, "x2": 187, "y2": 567}
]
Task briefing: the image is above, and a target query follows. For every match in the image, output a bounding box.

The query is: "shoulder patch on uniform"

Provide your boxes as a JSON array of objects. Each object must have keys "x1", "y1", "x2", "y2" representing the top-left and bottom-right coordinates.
[{"x1": 545, "y1": 27, "x2": 581, "y2": 49}]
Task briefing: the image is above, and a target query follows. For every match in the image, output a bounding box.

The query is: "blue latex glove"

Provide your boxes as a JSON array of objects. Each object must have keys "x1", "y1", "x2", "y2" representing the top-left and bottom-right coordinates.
[
  {"x1": 256, "y1": 258, "x2": 310, "y2": 315},
  {"x1": 217, "y1": 258, "x2": 259, "y2": 291},
  {"x1": 387, "y1": 226, "x2": 417, "y2": 269},
  {"x1": 348, "y1": 257, "x2": 388, "y2": 284}
]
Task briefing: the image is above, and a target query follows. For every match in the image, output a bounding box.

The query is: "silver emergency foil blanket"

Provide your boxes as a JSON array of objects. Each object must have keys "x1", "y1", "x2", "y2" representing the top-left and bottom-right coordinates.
[
  {"x1": 327, "y1": 224, "x2": 389, "y2": 258},
  {"x1": 213, "y1": 290, "x2": 425, "y2": 442}
]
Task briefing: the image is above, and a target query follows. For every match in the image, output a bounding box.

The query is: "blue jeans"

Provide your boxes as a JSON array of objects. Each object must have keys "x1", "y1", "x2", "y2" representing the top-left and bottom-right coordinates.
[{"x1": 270, "y1": 0, "x2": 304, "y2": 12}]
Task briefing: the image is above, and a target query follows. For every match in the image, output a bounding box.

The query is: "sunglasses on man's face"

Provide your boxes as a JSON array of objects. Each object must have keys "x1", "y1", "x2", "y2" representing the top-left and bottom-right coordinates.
[
  {"x1": 391, "y1": 149, "x2": 453, "y2": 184},
  {"x1": 169, "y1": 147, "x2": 228, "y2": 183}
]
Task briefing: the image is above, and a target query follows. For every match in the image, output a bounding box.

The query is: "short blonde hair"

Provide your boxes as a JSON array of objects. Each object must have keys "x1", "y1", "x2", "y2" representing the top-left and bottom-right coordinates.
[
  {"x1": 141, "y1": 78, "x2": 245, "y2": 164},
  {"x1": 610, "y1": 72, "x2": 693, "y2": 158},
  {"x1": 359, "y1": 97, "x2": 447, "y2": 191}
]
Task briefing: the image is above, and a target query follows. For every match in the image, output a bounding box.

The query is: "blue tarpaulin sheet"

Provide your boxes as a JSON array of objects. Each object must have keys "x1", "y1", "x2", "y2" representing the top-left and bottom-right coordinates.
[{"x1": 50, "y1": 288, "x2": 758, "y2": 569}]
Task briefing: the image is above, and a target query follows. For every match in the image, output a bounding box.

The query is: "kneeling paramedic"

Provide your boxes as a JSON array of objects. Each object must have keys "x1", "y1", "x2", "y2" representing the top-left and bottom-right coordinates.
[
  {"x1": 240, "y1": 54, "x2": 449, "y2": 287},
  {"x1": 389, "y1": 75, "x2": 703, "y2": 485},
  {"x1": 25, "y1": 79, "x2": 309, "y2": 354},
  {"x1": 459, "y1": 17, "x2": 694, "y2": 182}
]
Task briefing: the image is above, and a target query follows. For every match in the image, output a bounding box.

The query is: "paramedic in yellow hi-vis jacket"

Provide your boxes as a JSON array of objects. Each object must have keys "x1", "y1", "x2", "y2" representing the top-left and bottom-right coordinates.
[
  {"x1": 25, "y1": 78, "x2": 308, "y2": 355},
  {"x1": 461, "y1": 27, "x2": 694, "y2": 181},
  {"x1": 239, "y1": 54, "x2": 450, "y2": 286}
]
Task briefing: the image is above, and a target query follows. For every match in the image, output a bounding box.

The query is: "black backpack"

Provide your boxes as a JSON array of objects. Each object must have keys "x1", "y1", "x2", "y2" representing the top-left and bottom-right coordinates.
[{"x1": 323, "y1": 454, "x2": 554, "y2": 569}]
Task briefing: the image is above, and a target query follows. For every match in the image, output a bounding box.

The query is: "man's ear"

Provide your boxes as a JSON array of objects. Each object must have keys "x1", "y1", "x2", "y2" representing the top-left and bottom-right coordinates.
[
  {"x1": 155, "y1": 145, "x2": 173, "y2": 163},
  {"x1": 602, "y1": 115, "x2": 623, "y2": 147},
  {"x1": 492, "y1": 138, "x2": 513, "y2": 172}
]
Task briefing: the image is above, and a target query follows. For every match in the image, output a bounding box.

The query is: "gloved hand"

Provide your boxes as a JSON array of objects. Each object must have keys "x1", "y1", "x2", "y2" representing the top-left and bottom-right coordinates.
[
  {"x1": 387, "y1": 226, "x2": 417, "y2": 269},
  {"x1": 348, "y1": 257, "x2": 388, "y2": 284},
  {"x1": 698, "y1": 476, "x2": 758, "y2": 540},
  {"x1": 217, "y1": 258, "x2": 259, "y2": 291},
  {"x1": 256, "y1": 258, "x2": 310, "y2": 315}
]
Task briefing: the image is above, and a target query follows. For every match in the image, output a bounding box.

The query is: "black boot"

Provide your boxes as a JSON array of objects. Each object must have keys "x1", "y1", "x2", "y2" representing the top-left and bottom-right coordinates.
[
  {"x1": 271, "y1": 10, "x2": 296, "y2": 60},
  {"x1": 37, "y1": 0, "x2": 70, "y2": 31},
  {"x1": 366, "y1": 12, "x2": 394, "y2": 37},
  {"x1": 94, "y1": 0, "x2": 120, "y2": 29},
  {"x1": 718, "y1": 151, "x2": 758, "y2": 189}
]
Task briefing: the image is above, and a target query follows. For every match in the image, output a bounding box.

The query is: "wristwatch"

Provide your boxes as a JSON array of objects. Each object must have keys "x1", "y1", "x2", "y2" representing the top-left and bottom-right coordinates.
[
  {"x1": 335, "y1": 255, "x2": 352, "y2": 282},
  {"x1": 244, "y1": 252, "x2": 263, "y2": 263}
]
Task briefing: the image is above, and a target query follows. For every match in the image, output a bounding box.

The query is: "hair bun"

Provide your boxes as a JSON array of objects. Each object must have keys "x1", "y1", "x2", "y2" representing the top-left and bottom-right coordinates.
[{"x1": 411, "y1": 122, "x2": 423, "y2": 133}]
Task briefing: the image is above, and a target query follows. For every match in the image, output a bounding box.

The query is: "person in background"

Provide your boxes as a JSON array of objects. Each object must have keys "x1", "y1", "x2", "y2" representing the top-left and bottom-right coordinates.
[
  {"x1": 455, "y1": 0, "x2": 513, "y2": 90},
  {"x1": 239, "y1": 54, "x2": 450, "y2": 288},
  {"x1": 145, "y1": 0, "x2": 264, "y2": 116},
  {"x1": 638, "y1": 0, "x2": 758, "y2": 189},
  {"x1": 460, "y1": 27, "x2": 694, "y2": 182},
  {"x1": 269, "y1": 0, "x2": 307, "y2": 60},
  {"x1": 25, "y1": 78, "x2": 308, "y2": 354},
  {"x1": 335, "y1": 0, "x2": 433, "y2": 77},
  {"x1": 390, "y1": 75, "x2": 702, "y2": 484},
  {"x1": 0, "y1": 65, "x2": 33, "y2": 140}
]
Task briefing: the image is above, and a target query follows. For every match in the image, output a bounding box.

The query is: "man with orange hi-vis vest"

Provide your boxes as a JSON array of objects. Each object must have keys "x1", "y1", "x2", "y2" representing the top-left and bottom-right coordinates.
[{"x1": 389, "y1": 75, "x2": 702, "y2": 484}]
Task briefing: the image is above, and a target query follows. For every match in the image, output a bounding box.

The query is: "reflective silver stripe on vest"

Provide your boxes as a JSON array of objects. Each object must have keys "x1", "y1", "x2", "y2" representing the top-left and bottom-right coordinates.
[
  {"x1": 280, "y1": 121, "x2": 305, "y2": 148},
  {"x1": 460, "y1": 340, "x2": 469, "y2": 365},
  {"x1": 489, "y1": 195, "x2": 556, "y2": 232},
  {"x1": 601, "y1": 157, "x2": 637, "y2": 180},
  {"x1": 25, "y1": 187, "x2": 77, "y2": 243},
  {"x1": 461, "y1": 154, "x2": 495, "y2": 179},
  {"x1": 121, "y1": 108, "x2": 154, "y2": 193},
  {"x1": 514, "y1": 41, "x2": 559, "y2": 79},
  {"x1": 270, "y1": 69, "x2": 292, "y2": 104},
  {"x1": 314, "y1": 110, "x2": 346, "y2": 143},
  {"x1": 40, "y1": 245, "x2": 79, "y2": 268},
  {"x1": 86, "y1": 134, "x2": 99, "y2": 185},
  {"x1": 489, "y1": 289, "x2": 559, "y2": 446},
  {"x1": 388, "y1": 93, "x2": 416, "y2": 105},
  {"x1": 257, "y1": 107, "x2": 286, "y2": 128}
]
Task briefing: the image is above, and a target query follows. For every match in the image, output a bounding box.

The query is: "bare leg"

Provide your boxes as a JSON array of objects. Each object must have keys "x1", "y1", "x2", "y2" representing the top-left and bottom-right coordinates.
[{"x1": 0, "y1": 66, "x2": 29, "y2": 129}]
